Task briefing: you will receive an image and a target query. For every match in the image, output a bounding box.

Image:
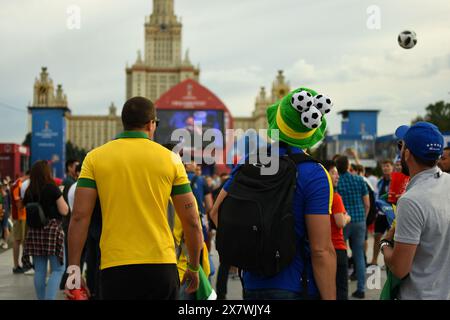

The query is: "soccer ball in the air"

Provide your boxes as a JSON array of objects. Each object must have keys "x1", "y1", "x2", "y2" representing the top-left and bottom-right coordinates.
[
  {"x1": 398, "y1": 30, "x2": 417, "y2": 49},
  {"x1": 314, "y1": 94, "x2": 333, "y2": 115},
  {"x1": 301, "y1": 106, "x2": 323, "y2": 129},
  {"x1": 291, "y1": 90, "x2": 314, "y2": 112}
]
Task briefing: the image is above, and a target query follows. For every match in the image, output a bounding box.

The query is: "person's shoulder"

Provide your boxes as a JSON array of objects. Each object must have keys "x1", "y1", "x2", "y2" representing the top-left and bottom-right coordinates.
[
  {"x1": 297, "y1": 160, "x2": 327, "y2": 176},
  {"x1": 297, "y1": 161, "x2": 330, "y2": 186}
]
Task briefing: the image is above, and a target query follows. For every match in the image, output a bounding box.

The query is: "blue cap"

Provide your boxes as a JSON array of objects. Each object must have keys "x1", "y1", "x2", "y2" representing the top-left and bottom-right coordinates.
[{"x1": 395, "y1": 122, "x2": 444, "y2": 161}]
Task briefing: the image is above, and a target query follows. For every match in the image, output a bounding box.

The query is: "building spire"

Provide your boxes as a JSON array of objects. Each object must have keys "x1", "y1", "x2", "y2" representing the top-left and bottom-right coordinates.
[{"x1": 150, "y1": 0, "x2": 176, "y2": 25}]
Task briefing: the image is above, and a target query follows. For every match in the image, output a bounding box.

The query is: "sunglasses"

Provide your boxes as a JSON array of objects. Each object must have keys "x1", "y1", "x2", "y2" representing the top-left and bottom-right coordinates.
[
  {"x1": 153, "y1": 118, "x2": 160, "y2": 128},
  {"x1": 397, "y1": 141, "x2": 403, "y2": 152}
]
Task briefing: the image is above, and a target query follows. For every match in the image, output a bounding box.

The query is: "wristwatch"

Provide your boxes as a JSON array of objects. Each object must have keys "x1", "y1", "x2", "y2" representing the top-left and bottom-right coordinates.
[{"x1": 380, "y1": 239, "x2": 393, "y2": 254}]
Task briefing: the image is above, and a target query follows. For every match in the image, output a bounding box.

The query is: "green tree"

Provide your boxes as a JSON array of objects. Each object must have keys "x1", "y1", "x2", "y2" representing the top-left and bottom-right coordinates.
[
  {"x1": 412, "y1": 101, "x2": 450, "y2": 131},
  {"x1": 66, "y1": 141, "x2": 87, "y2": 163},
  {"x1": 22, "y1": 132, "x2": 31, "y2": 147}
]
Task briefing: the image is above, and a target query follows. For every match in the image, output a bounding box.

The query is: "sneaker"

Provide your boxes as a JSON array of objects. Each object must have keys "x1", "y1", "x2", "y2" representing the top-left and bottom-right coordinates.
[
  {"x1": 12, "y1": 267, "x2": 24, "y2": 274},
  {"x1": 350, "y1": 271, "x2": 357, "y2": 281},
  {"x1": 0, "y1": 240, "x2": 7, "y2": 249},
  {"x1": 352, "y1": 290, "x2": 365, "y2": 299},
  {"x1": 24, "y1": 268, "x2": 35, "y2": 275}
]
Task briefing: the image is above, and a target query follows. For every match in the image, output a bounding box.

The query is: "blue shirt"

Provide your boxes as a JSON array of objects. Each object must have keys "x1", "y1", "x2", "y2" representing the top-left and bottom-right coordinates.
[
  {"x1": 223, "y1": 145, "x2": 332, "y2": 296},
  {"x1": 377, "y1": 177, "x2": 390, "y2": 199},
  {"x1": 187, "y1": 172, "x2": 210, "y2": 215},
  {"x1": 337, "y1": 173, "x2": 368, "y2": 223}
]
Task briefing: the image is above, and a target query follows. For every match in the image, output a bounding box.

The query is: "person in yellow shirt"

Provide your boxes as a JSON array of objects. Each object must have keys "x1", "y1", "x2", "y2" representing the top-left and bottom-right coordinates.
[{"x1": 65, "y1": 97, "x2": 203, "y2": 300}]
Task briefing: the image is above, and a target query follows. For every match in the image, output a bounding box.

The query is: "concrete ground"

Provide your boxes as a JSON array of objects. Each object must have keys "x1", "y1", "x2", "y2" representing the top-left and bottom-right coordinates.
[
  {"x1": 0, "y1": 232, "x2": 385, "y2": 300},
  {"x1": 209, "y1": 231, "x2": 387, "y2": 300}
]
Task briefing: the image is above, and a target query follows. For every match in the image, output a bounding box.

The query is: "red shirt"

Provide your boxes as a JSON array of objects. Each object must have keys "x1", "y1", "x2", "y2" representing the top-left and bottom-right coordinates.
[{"x1": 330, "y1": 192, "x2": 347, "y2": 250}]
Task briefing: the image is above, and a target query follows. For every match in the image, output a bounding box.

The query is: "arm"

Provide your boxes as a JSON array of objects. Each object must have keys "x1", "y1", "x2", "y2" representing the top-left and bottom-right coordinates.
[
  {"x1": 172, "y1": 192, "x2": 204, "y2": 294},
  {"x1": 363, "y1": 195, "x2": 370, "y2": 217},
  {"x1": 56, "y1": 196, "x2": 69, "y2": 216},
  {"x1": 305, "y1": 214, "x2": 337, "y2": 300},
  {"x1": 209, "y1": 188, "x2": 228, "y2": 228},
  {"x1": 68, "y1": 187, "x2": 97, "y2": 267},
  {"x1": 204, "y1": 193, "x2": 213, "y2": 217},
  {"x1": 383, "y1": 198, "x2": 421, "y2": 279},
  {"x1": 333, "y1": 212, "x2": 350, "y2": 229},
  {"x1": 382, "y1": 240, "x2": 417, "y2": 279},
  {"x1": 347, "y1": 148, "x2": 360, "y2": 165}
]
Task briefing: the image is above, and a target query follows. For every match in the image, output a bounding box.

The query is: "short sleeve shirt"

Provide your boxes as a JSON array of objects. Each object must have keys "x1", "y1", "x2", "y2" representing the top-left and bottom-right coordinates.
[
  {"x1": 223, "y1": 145, "x2": 333, "y2": 296},
  {"x1": 24, "y1": 184, "x2": 63, "y2": 220},
  {"x1": 187, "y1": 173, "x2": 211, "y2": 215},
  {"x1": 330, "y1": 192, "x2": 347, "y2": 250},
  {"x1": 337, "y1": 173, "x2": 368, "y2": 223},
  {"x1": 395, "y1": 167, "x2": 450, "y2": 300},
  {"x1": 78, "y1": 131, "x2": 192, "y2": 270}
]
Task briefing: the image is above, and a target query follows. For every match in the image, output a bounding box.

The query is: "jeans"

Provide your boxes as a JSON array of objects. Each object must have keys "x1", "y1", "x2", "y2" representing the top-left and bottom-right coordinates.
[
  {"x1": 33, "y1": 255, "x2": 65, "y2": 300},
  {"x1": 244, "y1": 289, "x2": 319, "y2": 300},
  {"x1": 335, "y1": 249, "x2": 348, "y2": 300},
  {"x1": 344, "y1": 222, "x2": 366, "y2": 292}
]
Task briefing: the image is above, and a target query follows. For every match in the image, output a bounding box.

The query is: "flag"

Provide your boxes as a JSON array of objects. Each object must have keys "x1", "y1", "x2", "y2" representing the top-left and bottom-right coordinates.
[{"x1": 196, "y1": 266, "x2": 217, "y2": 300}]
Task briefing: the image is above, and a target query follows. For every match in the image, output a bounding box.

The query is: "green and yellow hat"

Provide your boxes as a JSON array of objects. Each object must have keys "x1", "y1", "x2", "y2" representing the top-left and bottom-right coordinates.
[{"x1": 266, "y1": 87, "x2": 333, "y2": 149}]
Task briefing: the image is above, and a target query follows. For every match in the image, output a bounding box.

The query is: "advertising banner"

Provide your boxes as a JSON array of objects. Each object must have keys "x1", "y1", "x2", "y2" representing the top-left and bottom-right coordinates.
[{"x1": 30, "y1": 108, "x2": 66, "y2": 178}]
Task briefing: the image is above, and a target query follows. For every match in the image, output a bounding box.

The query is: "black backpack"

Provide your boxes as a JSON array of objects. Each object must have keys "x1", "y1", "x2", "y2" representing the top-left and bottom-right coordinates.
[
  {"x1": 365, "y1": 182, "x2": 377, "y2": 226},
  {"x1": 25, "y1": 192, "x2": 48, "y2": 229},
  {"x1": 216, "y1": 150, "x2": 317, "y2": 278}
]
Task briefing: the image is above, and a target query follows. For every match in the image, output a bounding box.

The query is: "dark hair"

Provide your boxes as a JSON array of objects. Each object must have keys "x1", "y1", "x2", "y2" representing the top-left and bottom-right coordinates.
[
  {"x1": 444, "y1": 147, "x2": 450, "y2": 152},
  {"x1": 75, "y1": 163, "x2": 82, "y2": 174},
  {"x1": 26, "y1": 160, "x2": 55, "y2": 200},
  {"x1": 332, "y1": 154, "x2": 341, "y2": 162},
  {"x1": 355, "y1": 164, "x2": 365, "y2": 174},
  {"x1": 162, "y1": 143, "x2": 177, "y2": 151},
  {"x1": 121, "y1": 97, "x2": 156, "y2": 131},
  {"x1": 335, "y1": 156, "x2": 350, "y2": 175},
  {"x1": 411, "y1": 153, "x2": 438, "y2": 168},
  {"x1": 65, "y1": 159, "x2": 78, "y2": 173},
  {"x1": 382, "y1": 160, "x2": 394, "y2": 166},
  {"x1": 322, "y1": 160, "x2": 336, "y2": 172}
]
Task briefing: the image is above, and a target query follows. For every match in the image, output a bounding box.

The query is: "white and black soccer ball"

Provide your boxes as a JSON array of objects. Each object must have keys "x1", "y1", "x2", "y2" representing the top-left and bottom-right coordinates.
[
  {"x1": 398, "y1": 30, "x2": 417, "y2": 49},
  {"x1": 314, "y1": 94, "x2": 333, "y2": 115},
  {"x1": 290, "y1": 90, "x2": 314, "y2": 112},
  {"x1": 301, "y1": 106, "x2": 323, "y2": 130}
]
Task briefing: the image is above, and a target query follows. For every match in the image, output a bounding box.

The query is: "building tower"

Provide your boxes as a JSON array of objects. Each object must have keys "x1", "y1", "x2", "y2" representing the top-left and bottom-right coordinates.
[
  {"x1": 28, "y1": 67, "x2": 70, "y2": 178},
  {"x1": 126, "y1": 0, "x2": 200, "y2": 102}
]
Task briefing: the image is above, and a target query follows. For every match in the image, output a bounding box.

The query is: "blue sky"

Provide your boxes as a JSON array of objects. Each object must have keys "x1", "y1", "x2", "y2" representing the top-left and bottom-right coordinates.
[{"x1": 1, "y1": 0, "x2": 449, "y2": 143}]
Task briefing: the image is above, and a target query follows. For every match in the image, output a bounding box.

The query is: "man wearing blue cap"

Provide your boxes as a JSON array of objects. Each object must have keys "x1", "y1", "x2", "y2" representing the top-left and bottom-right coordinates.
[{"x1": 381, "y1": 122, "x2": 450, "y2": 300}]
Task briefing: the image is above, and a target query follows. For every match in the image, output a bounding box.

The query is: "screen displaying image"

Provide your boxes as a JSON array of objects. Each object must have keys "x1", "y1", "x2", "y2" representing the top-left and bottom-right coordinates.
[{"x1": 155, "y1": 110, "x2": 225, "y2": 148}]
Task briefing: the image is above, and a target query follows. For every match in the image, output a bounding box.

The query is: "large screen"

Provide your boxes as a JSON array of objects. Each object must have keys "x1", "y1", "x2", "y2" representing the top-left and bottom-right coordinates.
[{"x1": 155, "y1": 110, "x2": 225, "y2": 148}]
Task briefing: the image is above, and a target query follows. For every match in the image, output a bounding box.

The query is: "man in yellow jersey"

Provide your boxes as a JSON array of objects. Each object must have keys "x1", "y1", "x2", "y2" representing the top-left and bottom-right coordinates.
[{"x1": 66, "y1": 97, "x2": 203, "y2": 300}]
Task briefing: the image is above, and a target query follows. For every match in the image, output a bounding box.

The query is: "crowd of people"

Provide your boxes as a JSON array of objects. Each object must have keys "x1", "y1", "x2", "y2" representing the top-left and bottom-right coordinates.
[{"x1": 0, "y1": 91, "x2": 449, "y2": 301}]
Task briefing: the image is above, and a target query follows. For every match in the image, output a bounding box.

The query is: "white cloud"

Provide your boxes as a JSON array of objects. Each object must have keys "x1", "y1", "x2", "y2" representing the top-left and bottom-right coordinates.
[{"x1": 1, "y1": 0, "x2": 450, "y2": 142}]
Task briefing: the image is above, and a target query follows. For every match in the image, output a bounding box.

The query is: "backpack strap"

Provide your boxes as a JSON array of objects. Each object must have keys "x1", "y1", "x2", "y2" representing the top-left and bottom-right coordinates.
[{"x1": 286, "y1": 151, "x2": 318, "y2": 165}]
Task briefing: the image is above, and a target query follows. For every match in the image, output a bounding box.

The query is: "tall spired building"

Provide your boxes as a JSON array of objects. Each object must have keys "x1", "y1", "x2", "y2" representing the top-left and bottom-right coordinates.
[{"x1": 126, "y1": 0, "x2": 200, "y2": 101}]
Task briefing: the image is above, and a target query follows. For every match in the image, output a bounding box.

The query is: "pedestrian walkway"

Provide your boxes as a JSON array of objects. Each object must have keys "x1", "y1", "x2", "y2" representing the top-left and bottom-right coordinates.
[
  {"x1": 0, "y1": 233, "x2": 385, "y2": 300},
  {"x1": 0, "y1": 248, "x2": 65, "y2": 300},
  {"x1": 210, "y1": 232, "x2": 386, "y2": 300}
]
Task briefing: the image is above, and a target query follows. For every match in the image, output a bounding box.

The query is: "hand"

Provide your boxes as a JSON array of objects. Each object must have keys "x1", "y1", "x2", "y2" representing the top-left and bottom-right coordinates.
[
  {"x1": 64, "y1": 266, "x2": 91, "y2": 299},
  {"x1": 383, "y1": 226, "x2": 395, "y2": 242},
  {"x1": 181, "y1": 269, "x2": 200, "y2": 294},
  {"x1": 345, "y1": 214, "x2": 352, "y2": 224}
]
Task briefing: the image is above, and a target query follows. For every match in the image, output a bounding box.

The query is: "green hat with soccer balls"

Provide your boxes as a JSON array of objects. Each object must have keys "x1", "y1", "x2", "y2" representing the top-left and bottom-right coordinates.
[{"x1": 266, "y1": 87, "x2": 333, "y2": 149}]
